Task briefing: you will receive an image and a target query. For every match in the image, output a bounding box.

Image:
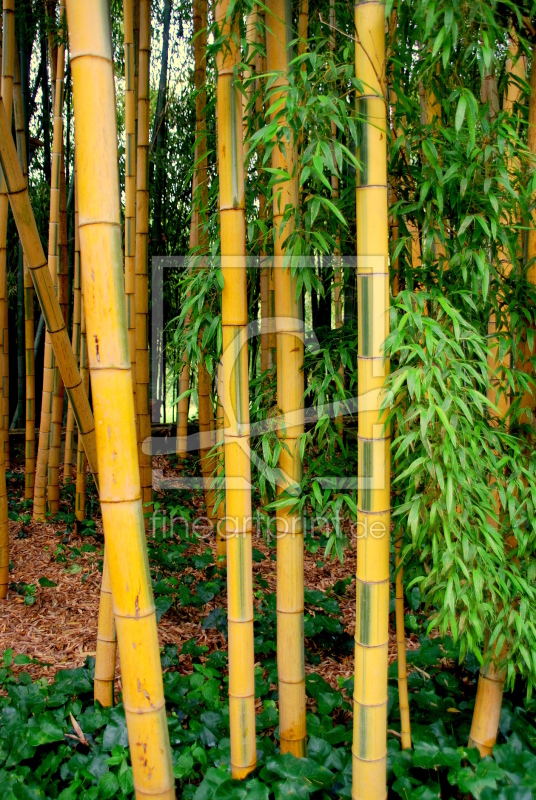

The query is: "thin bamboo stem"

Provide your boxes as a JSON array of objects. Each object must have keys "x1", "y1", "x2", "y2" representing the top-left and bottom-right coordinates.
[
  {"x1": 74, "y1": 287, "x2": 87, "y2": 524},
  {"x1": 135, "y1": 0, "x2": 153, "y2": 516},
  {"x1": 124, "y1": 0, "x2": 137, "y2": 422},
  {"x1": 265, "y1": 0, "x2": 306, "y2": 759},
  {"x1": 216, "y1": 0, "x2": 256, "y2": 778},
  {"x1": 0, "y1": 4, "x2": 7, "y2": 593},
  {"x1": 48, "y1": 8, "x2": 67, "y2": 514},
  {"x1": 13, "y1": 44, "x2": 35, "y2": 499},
  {"x1": 353, "y1": 0, "x2": 390, "y2": 797},
  {"x1": 0, "y1": 0, "x2": 15, "y2": 469},
  {"x1": 66, "y1": 3, "x2": 174, "y2": 796},
  {"x1": 63, "y1": 164, "x2": 81, "y2": 482}
]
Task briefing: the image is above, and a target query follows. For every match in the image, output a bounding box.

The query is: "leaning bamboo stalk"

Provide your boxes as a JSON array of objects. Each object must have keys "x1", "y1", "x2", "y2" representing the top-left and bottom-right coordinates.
[
  {"x1": 0, "y1": 0, "x2": 15, "y2": 469},
  {"x1": 67, "y1": 4, "x2": 175, "y2": 795},
  {"x1": 124, "y1": 0, "x2": 137, "y2": 422},
  {"x1": 216, "y1": 0, "x2": 256, "y2": 778},
  {"x1": 0, "y1": 93, "x2": 98, "y2": 488},
  {"x1": 265, "y1": 0, "x2": 306, "y2": 759},
  {"x1": 48, "y1": 5, "x2": 68, "y2": 514},
  {"x1": 353, "y1": 0, "x2": 390, "y2": 797},
  {"x1": 13, "y1": 46, "x2": 35, "y2": 499},
  {"x1": 135, "y1": 0, "x2": 153, "y2": 514}
]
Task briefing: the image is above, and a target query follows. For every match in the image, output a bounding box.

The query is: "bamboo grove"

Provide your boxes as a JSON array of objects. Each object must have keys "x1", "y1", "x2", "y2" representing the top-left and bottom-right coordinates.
[{"x1": 0, "y1": 0, "x2": 536, "y2": 798}]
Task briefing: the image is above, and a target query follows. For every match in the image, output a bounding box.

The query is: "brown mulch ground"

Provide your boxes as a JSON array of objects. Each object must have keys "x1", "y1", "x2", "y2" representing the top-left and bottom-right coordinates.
[{"x1": 0, "y1": 453, "x2": 419, "y2": 697}]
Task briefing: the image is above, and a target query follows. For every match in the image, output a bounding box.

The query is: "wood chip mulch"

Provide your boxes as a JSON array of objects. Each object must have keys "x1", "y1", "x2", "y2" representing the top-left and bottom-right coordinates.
[{"x1": 0, "y1": 457, "x2": 419, "y2": 701}]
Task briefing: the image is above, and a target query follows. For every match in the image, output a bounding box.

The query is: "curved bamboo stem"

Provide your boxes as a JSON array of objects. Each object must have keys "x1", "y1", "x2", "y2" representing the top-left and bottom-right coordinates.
[
  {"x1": 216, "y1": 0, "x2": 256, "y2": 778},
  {"x1": 0, "y1": 0, "x2": 15, "y2": 469},
  {"x1": 67, "y1": 3, "x2": 174, "y2": 796},
  {"x1": 353, "y1": 0, "x2": 390, "y2": 797},
  {"x1": 265, "y1": 0, "x2": 306, "y2": 759},
  {"x1": 135, "y1": 0, "x2": 152, "y2": 516},
  {"x1": 0, "y1": 91, "x2": 98, "y2": 486}
]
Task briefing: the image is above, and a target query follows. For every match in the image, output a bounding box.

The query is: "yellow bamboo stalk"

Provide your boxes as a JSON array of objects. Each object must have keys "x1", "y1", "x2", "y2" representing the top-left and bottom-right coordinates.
[
  {"x1": 66, "y1": 3, "x2": 174, "y2": 795},
  {"x1": 216, "y1": 0, "x2": 256, "y2": 777},
  {"x1": 75, "y1": 285, "x2": 88, "y2": 524},
  {"x1": 0, "y1": 0, "x2": 15, "y2": 469},
  {"x1": 265, "y1": 0, "x2": 306, "y2": 759},
  {"x1": 14, "y1": 47, "x2": 35, "y2": 499},
  {"x1": 353, "y1": 0, "x2": 390, "y2": 797},
  {"x1": 135, "y1": 0, "x2": 153, "y2": 515},
  {"x1": 48, "y1": 10, "x2": 68, "y2": 514},
  {"x1": 64, "y1": 165, "x2": 81, "y2": 482},
  {"x1": 468, "y1": 656, "x2": 506, "y2": 756},
  {"x1": 124, "y1": 0, "x2": 137, "y2": 420},
  {"x1": 215, "y1": 360, "x2": 226, "y2": 563},
  {"x1": 94, "y1": 548, "x2": 117, "y2": 707}
]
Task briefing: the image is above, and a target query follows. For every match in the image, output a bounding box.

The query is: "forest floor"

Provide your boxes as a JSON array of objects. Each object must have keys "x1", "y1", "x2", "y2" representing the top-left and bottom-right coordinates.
[{"x1": 0, "y1": 447, "x2": 417, "y2": 692}]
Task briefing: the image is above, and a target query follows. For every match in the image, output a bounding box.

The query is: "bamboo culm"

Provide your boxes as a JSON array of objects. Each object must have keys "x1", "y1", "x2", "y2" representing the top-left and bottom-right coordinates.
[
  {"x1": 66, "y1": 3, "x2": 175, "y2": 796},
  {"x1": 135, "y1": 0, "x2": 153, "y2": 515},
  {"x1": 216, "y1": 0, "x2": 256, "y2": 777},
  {"x1": 265, "y1": 0, "x2": 307, "y2": 759},
  {"x1": 353, "y1": 0, "x2": 391, "y2": 797}
]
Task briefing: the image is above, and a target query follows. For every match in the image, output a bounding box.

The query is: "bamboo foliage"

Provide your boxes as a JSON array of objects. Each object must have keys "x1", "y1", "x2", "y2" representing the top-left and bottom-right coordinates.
[
  {"x1": 468, "y1": 39, "x2": 527, "y2": 758},
  {"x1": 0, "y1": 0, "x2": 15, "y2": 469},
  {"x1": 215, "y1": 0, "x2": 256, "y2": 778},
  {"x1": 353, "y1": 0, "x2": 390, "y2": 797},
  {"x1": 66, "y1": 2, "x2": 174, "y2": 795},
  {"x1": 135, "y1": 0, "x2": 152, "y2": 513},
  {"x1": 265, "y1": 0, "x2": 306, "y2": 759}
]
